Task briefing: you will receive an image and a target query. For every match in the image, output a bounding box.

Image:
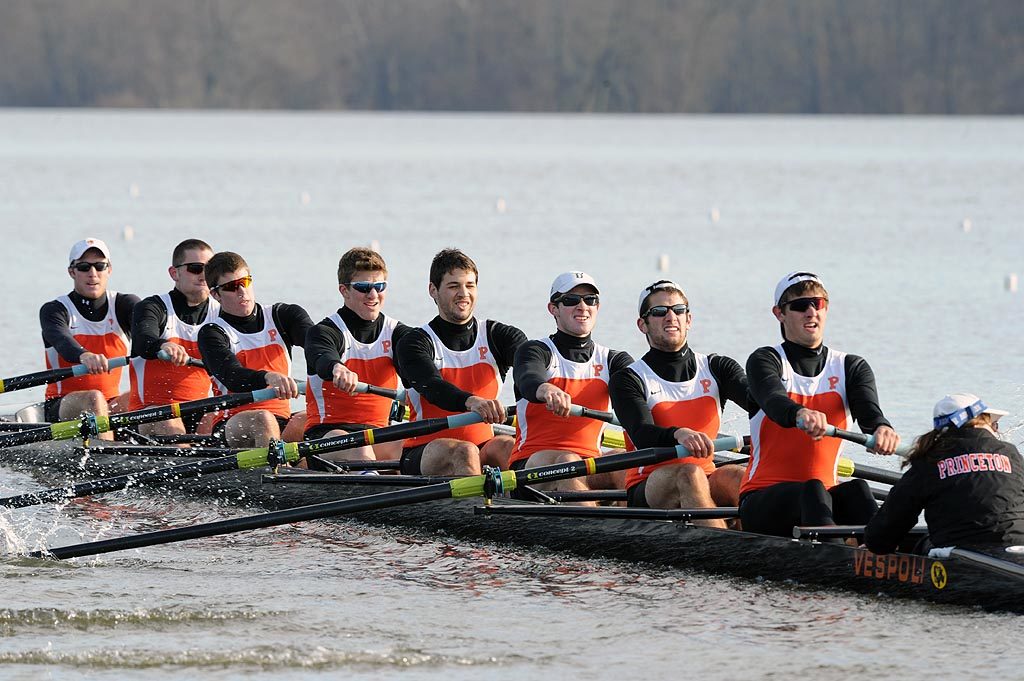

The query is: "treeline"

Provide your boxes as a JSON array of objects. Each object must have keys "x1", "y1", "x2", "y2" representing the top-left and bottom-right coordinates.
[{"x1": 1, "y1": 0, "x2": 1021, "y2": 113}]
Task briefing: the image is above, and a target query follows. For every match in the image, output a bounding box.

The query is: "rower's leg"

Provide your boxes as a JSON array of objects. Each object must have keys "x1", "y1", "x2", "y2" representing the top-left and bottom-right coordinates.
[
  {"x1": 281, "y1": 412, "x2": 306, "y2": 442},
  {"x1": 645, "y1": 465, "x2": 725, "y2": 528},
  {"x1": 420, "y1": 438, "x2": 481, "y2": 476},
  {"x1": 224, "y1": 410, "x2": 281, "y2": 448},
  {"x1": 478, "y1": 435, "x2": 514, "y2": 470},
  {"x1": 798, "y1": 479, "x2": 835, "y2": 526},
  {"x1": 588, "y1": 449, "x2": 626, "y2": 490},
  {"x1": 138, "y1": 418, "x2": 187, "y2": 437},
  {"x1": 829, "y1": 479, "x2": 878, "y2": 525},
  {"x1": 738, "y1": 482, "x2": 805, "y2": 537},
  {"x1": 311, "y1": 428, "x2": 375, "y2": 463},
  {"x1": 708, "y1": 464, "x2": 744, "y2": 507},
  {"x1": 59, "y1": 390, "x2": 114, "y2": 441},
  {"x1": 522, "y1": 450, "x2": 592, "y2": 503},
  {"x1": 370, "y1": 439, "x2": 403, "y2": 461}
]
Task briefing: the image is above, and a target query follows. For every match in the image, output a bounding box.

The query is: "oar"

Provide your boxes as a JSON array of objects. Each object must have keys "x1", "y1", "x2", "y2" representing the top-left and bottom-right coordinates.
[
  {"x1": 156, "y1": 350, "x2": 205, "y2": 368},
  {"x1": 0, "y1": 387, "x2": 284, "y2": 450},
  {"x1": 31, "y1": 435, "x2": 742, "y2": 559},
  {"x1": 1, "y1": 412, "x2": 484, "y2": 509},
  {"x1": 353, "y1": 381, "x2": 407, "y2": 403},
  {"x1": 0, "y1": 357, "x2": 129, "y2": 394},
  {"x1": 793, "y1": 525, "x2": 928, "y2": 540},
  {"x1": 822, "y1": 424, "x2": 910, "y2": 485}
]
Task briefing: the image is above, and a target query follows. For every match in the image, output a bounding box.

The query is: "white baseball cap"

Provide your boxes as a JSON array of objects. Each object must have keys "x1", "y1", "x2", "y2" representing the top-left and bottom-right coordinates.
[
  {"x1": 933, "y1": 393, "x2": 1009, "y2": 430},
  {"x1": 549, "y1": 271, "x2": 599, "y2": 299},
  {"x1": 774, "y1": 271, "x2": 825, "y2": 306},
  {"x1": 638, "y1": 279, "x2": 686, "y2": 315},
  {"x1": 68, "y1": 238, "x2": 112, "y2": 264}
]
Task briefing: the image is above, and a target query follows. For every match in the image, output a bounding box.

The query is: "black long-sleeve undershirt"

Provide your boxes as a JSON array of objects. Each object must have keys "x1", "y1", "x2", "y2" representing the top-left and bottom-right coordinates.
[
  {"x1": 609, "y1": 345, "x2": 749, "y2": 449},
  {"x1": 197, "y1": 302, "x2": 312, "y2": 392},
  {"x1": 304, "y1": 307, "x2": 413, "y2": 382},
  {"x1": 745, "y1": 340, "x2": 891, "y2": 433},
  {"x1": 40, "y1": 291, "x2": 139, "y2": 362},
  {"x1": 395, "y1": 317, "x2": 526, "y2": 412},
  {"x1": 513, "y1": 331, "x2": 633, "y2": 402},
  {"x1": 131, "y1": 289, "x2": 213, "y2": 359}
]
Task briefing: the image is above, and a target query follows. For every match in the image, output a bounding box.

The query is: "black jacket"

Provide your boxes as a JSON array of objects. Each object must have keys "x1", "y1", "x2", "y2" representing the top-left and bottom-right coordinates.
[{"x1": 864, "y1": 427, "x2": 1024, "y2": 553}]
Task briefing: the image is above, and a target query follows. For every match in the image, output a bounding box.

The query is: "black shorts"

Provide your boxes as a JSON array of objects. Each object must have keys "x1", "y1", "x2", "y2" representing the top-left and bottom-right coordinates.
[
  {"x1": 626, "y1": 481, "x2": 649, "y2": 508},
  {"x1": 43, "y1": 397, "x2": 63, "y2": 423},
  {"x1": 303, "y1": 422, "x2": 374, "y2": 441},
  {"x1": 399, "y1": 443, "x2": 429, "y2": 475},
  {"x1": 211, "y1": 413, "x2": 290, "y2": 439}
]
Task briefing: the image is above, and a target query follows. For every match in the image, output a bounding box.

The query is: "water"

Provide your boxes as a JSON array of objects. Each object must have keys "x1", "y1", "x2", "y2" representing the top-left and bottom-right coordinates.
[{"x1": 1, "y1": 111, "x2": 1023, "y2": 677}]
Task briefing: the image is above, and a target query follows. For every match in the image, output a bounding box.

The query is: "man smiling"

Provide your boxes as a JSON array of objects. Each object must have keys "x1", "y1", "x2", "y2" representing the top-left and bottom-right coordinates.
[
  {"x1": 739, "y1": 271, "x2": 901, "y2": 536},
  {"x1": 40, "y1": 238, "x2": 139, "y2": 438},
  {"x1": 509, "y1": 271, "x2": 633, "y2": 498},
  {"x1": 197, "y1": 251, "x2": 312, "y2": 447}
]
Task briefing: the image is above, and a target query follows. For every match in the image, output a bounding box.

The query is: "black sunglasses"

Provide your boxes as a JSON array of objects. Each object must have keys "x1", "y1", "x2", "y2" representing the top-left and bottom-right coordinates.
[
  {"x1": 555, "y1": 293, "x2": 599, "y2": 307},
  {"x1": 71, "y1": 261, "x2": 109, "y2": 272},
  {"x1": 175, "y1": 262, "x2": 206, "y2": 275},
  {"x1": 211, "y1": 275, "x2": 253, "y2": 293},
  {"x1": 349, "y1": 281, "x2": 387, "y2": 294},
  {"x1": 782, "y1": 296, "x2": 828, "y2": 313},
  {"x1": 643, "y1": 304, "x2": 689, "y2": 318}
]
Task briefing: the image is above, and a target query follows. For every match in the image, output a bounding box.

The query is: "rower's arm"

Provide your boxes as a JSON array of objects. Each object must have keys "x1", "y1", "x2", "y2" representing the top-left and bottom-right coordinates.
[
  {"x1": 512, "y1": 340, "x2": 554, "y2": 402},
  {"x1": 609, "y1": 367, "x2": 678, "y2": 448},
  {"x1": 114, "y1": 292, "x2": 140, "y2": 341},
  {"x1": 745, "y1": 346, "x2": 802, "y2": 426},
  {"x1": 40, "y1": 300, "x2": 85, "y2": 363},
  {"x1": 395, "y1": 328, "x2": 473, "y2": 412},
  {"x1": 197, "y1": 323, "x2": 269, "y2": 392},
  {"x1": 305, "y1": 320, "x2": 346, "y2": 381},
  {"x1": 485, "y1": 320, "x2": 527, "y2": 378},
  {"x1": 272, "y1": 302, "x2": 314, "y2": 350},
  {"x1": 863, "y1": 469, "x2": 925, "y2": 555},
  {"x1": 709, "y1": 354, "x2": 751, "y2": 412},
  {"x1": 130, "y1": 295, "x2": 170, "y2": 360},
  {"x1": 844, "y1": 355, "x2": 893, "y2": 433}
]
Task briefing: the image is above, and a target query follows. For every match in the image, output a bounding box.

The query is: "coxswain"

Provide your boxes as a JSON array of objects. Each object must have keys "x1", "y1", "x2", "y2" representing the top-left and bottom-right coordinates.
[
  {"x1": 197, "y1": 252, "x2": 312, "y2": 447},
  {"x1": 395, "y1": 249, "x2": 526, "y2": 476},
  {"x1": 509, "y1": 271, "x2": 633, "y2": 499},
  {"x1": 302, "y1": 247, "x2": 412, "y2": 465},
  {"x1": 865, "y1": 394, "x2": 1024, "y2": 554},
  {"x1": 128, "y1": 238, "x2": 219, "y2": 436},
  {"x1": 609, "y1": 280, "x2": 748, "y2": 526},
  {"x1": 40, "y1": 238, "x2": 139, "y2": 439},
  {"x1": 739, "y1": 271, "x2": 901, "y2": 536}
]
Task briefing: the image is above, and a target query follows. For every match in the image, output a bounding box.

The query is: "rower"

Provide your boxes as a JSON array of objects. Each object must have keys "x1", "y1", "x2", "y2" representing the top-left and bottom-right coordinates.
[
  {"x1": 609, "y1": 280, "x2": 748, "y2": 526},
  {"x1": 40, "y1": 238, "x2": 140, "y2": 439},
  {"x1": 127, "y1": 239, "x2": 219, "y2": 436},
  {"x1": 509, "y1": 272, "x2": 632, "y2": 499},
  {"x1": 865, "y1": 394, "x2": 1024, "y2": 554},
  {"x1": 396, "y1": 248, "x2": 526, "y2": 476},
  {"x1": 302, "y1": 247, "x2": 412, "y2": 465},
  {"x1": 197, "y1": 251, "x2": 313, "y2": 447},
  {"x1": 739, "y1": 271, "x2": 901, "y2": 537}
]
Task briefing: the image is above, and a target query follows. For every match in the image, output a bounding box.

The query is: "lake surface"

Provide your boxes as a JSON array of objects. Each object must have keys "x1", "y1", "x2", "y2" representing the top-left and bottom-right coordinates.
[{"x1": 0, "y1": 111, "x2": 1022, "y2": 678}]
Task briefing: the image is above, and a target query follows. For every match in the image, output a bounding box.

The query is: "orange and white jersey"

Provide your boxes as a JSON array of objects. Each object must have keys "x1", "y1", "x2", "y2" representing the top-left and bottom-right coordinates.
[
  {"x1": 128, "y1": 294, "x2": 220, "y2": 409},
  {"x1": 45, "y1": 292, "x2": 129, "y2": 401},
  {"x1": 623, "y1": 353, "x2": 722, "y2": 489},
  {"x1": 404, "y1": 321, "x2": 501, "y2": 448},
  {"x1": 209, "y1": 304, "x2": 292, "y2": 421},
  {"x1": 740, "y1": 344, "x2": 850, "y2": 495},
  {"x1": 509, "y1": 337, "x2": 611, "y2": 465},
  {"x1": 306, "y1": 312, "x2": 399, "y2": 429}
]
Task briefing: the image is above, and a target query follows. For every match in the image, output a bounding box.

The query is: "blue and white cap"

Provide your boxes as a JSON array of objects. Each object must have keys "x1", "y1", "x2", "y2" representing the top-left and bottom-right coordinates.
[{"x1": 932, "y1": 393, "x2": 1009, "y2": 430}]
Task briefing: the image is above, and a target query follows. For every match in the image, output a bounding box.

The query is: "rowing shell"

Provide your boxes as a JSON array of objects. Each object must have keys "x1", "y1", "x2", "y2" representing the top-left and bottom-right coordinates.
[{"x1": 1, "y1": 440, "x2": 1022, "y2": 614}]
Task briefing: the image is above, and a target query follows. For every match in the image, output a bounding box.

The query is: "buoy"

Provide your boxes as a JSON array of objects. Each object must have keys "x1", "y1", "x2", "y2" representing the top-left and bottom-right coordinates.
[
  {"x1": 961, "y1": 218, "x2": 972, "y2": 233},
  {"x1": 128, "y1": 183, "x2": 140, "y2": 198},
  {"x1": 300, "y1": 191, "x2": 311, "y2": 205},
  {"x1": 122, "y1": 225, "x2": 135, "y2": 241},
  {"x1": 496, "y1": 198, "x2": 507, "y2": 213},
  {"x1": 710, "y1": 207, "x2": 720, "y2": 223},
  {"x1": 657, "y1": 254, "x2": 670, "y2": 272},
  {"x1": 1006, "y1": 273, "x2": 1018, "y2": 293}
]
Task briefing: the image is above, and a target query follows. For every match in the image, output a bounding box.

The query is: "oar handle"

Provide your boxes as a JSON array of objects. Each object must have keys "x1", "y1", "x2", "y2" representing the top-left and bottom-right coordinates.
[
  {"x1": 354, "y1": 382, "x2": 407, "y2": 402},
  {"x1": 70, "y1": 356, "x2": 129, "y2": 377},
  {"x1": 567, "y1": 405, "x2": 621, "y2": 426},
  {"x1": 822, "y1": 424, "x2": 911, "y2": 457},
  {"x1": 156, "y1": 350, "x2": 205, "y2": 368}
]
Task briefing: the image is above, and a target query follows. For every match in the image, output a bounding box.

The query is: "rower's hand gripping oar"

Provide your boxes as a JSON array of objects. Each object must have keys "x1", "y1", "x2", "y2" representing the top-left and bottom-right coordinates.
[
  {"x1": 30, "y1": 434, "x2": 742, "y2": 559},
  {"x1": 0, "y1": 357, "x2": 129, "y2": 394},
  {"x1": 156, "y1": 349, "x2": 205, "y2": 368},
  {"x1": 0, "y1": 411, "x2": 485, "y2": 509},
  {"x1": 353, "y1": 381, "x2": 408, "y2": 403}
]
